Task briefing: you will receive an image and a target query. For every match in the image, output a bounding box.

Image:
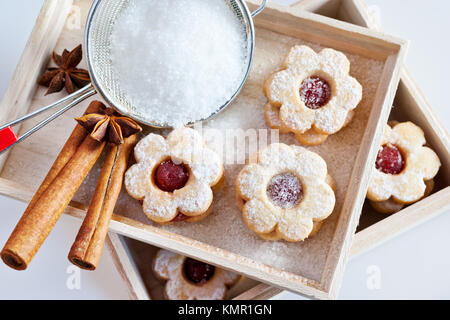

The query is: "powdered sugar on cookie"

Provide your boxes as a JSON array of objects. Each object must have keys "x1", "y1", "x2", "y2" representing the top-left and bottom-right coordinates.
[
  {"x1": 264, "y1": 45, "x2": 362, "y2": 141},
  {"x1": 236, "y1": 143, "x2": 335, "y2": 242},
  {"x1": 367, "y1": 122, "x2": 441, "y2": 204},
  {"x1": 125, "y1": 127, "x2": 223, "y2": 223}
]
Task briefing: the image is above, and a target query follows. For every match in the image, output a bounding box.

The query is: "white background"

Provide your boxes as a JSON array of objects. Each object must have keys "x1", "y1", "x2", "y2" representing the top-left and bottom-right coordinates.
[{"x1": 0, "y1": 0, "x2": 448, "y2": 299}]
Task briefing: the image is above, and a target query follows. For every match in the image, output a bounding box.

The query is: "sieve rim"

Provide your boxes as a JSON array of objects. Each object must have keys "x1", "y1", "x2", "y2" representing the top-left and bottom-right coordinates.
[{"x1": 85, "y1": 0, "x2": 257, "y2": 129}]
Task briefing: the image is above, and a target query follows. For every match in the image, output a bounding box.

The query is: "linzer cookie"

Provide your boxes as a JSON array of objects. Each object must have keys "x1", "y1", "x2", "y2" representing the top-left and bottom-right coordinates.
[
  {"x1": 367, "y1": 121, "x2": 441, "y2": 214},
  {"x1": 153, "y1": 249, "x2": 240, "y2": 300},
  {"x1": 263, "y1": 45, "x2": 362, "y2": 145},
  {"x1": 124, "y1": 127, "x2": 224, "y2": 224},
  {"x1": 236, "y1": 143, "x2": 335, "y2": 242}
]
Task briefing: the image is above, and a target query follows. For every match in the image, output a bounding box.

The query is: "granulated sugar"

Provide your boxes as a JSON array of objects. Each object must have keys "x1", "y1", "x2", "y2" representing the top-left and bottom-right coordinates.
[{"x1": 110, "y1": 0, "x2": 246, "y2": 127}]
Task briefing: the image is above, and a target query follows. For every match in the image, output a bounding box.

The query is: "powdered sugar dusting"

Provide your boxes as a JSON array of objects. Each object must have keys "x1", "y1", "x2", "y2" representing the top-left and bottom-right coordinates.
[
  {"x1": 235, "y1": 144, "x2": 335, "y2": 242},
  {"x1": 122, "y1": 128, "x2": 223, "y2": 222},
  {"x1": 267, "y1": 173, "x2": 303, "y2": 209},
  {"x1": 367, "y1": 123, "x2": 441, "y2": 203},
  {"x1": 300, "y1": 76, "x2": 332, "y2": 109},
  {"x1": 266, "y1": 45, "x2": 363, "y2": 135}
]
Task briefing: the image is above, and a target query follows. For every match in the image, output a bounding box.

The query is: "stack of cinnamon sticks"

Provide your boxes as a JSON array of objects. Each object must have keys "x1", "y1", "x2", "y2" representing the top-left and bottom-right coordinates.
[
  {"x1": 68, "y1": 135, "x2": 136, "y2": 270},
  {"x1": 1, "y1": 100, "x2": 141, "y2": 271}
]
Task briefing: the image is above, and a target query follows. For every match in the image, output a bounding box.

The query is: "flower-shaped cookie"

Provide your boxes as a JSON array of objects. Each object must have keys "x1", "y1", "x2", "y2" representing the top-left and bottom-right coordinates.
[
  {"x1": 236, "y1": 143, "x2": 335, "y2": 242},
  {"x1": 124, "y1": 127, "x2": 223, "y2": 224},
  {"x1": 153, "y1": 249, "x2": 240, "y2": 300},
  {"x1": 367, "y1": 122, "x2": 441, "y2": 206},
  {"x1": 263, "y1": 45, "x2": 362, "y2": 144}
]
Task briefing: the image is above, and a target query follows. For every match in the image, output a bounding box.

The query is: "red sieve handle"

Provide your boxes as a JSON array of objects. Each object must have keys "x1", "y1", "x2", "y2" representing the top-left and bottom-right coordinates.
[{"x1": 0, "y1": 127, "x2": 18, "y2": 153}]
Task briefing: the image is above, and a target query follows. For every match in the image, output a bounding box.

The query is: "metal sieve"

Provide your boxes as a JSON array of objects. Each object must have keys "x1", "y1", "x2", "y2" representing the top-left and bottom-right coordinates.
[{"x1": 0, "y1": 0, "x2": 267, "y2": 152}]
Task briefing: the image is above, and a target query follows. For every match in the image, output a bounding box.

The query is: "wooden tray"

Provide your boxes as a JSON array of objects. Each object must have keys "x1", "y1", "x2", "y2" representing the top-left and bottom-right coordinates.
[
  {"x1": 106, "y1": 0, "x2": 450, "y2": 300},
  {"x1": 0, "y1": 0, "x2": 406, "y2": 299}
]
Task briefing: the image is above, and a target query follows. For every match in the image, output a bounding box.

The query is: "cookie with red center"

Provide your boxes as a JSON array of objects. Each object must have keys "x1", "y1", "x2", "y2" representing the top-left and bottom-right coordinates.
[
  {"x1": 236, "y1": 143, "x2": 335, "y2": 242},
  {"x1": 263, "y1": 45, "x2": 362, "y2": 145},
  {"x1": 183, "y1": 258, "x2": 215, "y2": 285},
  {"x1": 124, "y1": 127, "x2": 224, "y2": 224},
  {"x1": 153, "y1": 249, "x2": 240, "y2": 300},
  {"x1": 367, "y1": 121, "x2": 441, "y2": 211},
  {"x1": 155, "y1": 160, "x2": 190, "y2": 192},
  {"x1": 375, "y1": 144, "x2": 405, "y2": 175},
  {"x1": 266, "y1": 173, "x2": 303, "y2": 209},
  {"x1": 300, "y1": 76, "x2": 332, "y2": 110}
]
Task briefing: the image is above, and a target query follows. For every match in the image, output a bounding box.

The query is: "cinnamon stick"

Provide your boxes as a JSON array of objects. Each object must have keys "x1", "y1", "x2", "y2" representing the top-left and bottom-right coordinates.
[
  {"x1": 68, "y1": 135, "x2": 136, "y2": 270},
  {"x1": 0, "y1": 101, "x2": 105, "y2": 270},
  {"x1": 28, "y1": 100, "x2": 104, "y2": 210}
]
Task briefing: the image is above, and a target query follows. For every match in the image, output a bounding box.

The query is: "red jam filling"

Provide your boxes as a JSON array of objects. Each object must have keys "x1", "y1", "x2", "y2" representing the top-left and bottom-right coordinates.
[
  {"x1": 183, "y1": 258, "x2": 215, "y2": 285},
  {"x1": 266, "y1": 173, "x2": 303, "y2": 209},
  {"x1": 300, "y1": 76, "x2": 332, "y2": 109},
  {"x1": 375, "y1": 144, "x2": 405, "y2": 175},
  {"x1": 171, "y1": 212, "x2": 190, "y2": 222},
  {"x1": 154, "y1": 160, "x2": 189, "y2": 192}
]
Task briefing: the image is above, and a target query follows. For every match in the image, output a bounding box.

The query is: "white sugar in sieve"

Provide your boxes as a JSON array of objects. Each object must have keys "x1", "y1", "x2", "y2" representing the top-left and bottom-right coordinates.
[{"x1": 0, "y1": 0, "x2": 267, "y2": 153}]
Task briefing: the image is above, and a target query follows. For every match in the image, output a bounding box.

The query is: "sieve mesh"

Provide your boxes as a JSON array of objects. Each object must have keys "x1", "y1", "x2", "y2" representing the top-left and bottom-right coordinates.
[{"x1": 85, "y1": 0, "x2": 254, "y2": 128}]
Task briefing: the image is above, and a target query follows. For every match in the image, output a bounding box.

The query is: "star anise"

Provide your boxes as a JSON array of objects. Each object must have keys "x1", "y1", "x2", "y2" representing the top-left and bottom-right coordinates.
[
  {"x1": 38, "y1": 44, "x2": 90, "y2": 95},
  {"x1": 75, "y1": 103, "x2": 142, "y2": 145}
]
